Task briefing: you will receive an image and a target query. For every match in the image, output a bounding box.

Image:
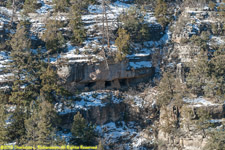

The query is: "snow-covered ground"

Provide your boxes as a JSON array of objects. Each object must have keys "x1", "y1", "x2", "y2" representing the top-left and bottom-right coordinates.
[
  {"x1": 183, "y1": 97, "x2": 222, "y2": 107},
  {"x1": 36, "y1": 0, "x2": 53, "y2": 14},
  {"x1": 96, "y1": 121, "x2": 152, "y2": 149},
  {"x1": 129, "y1": 61, "x2": 152, "y2": 69},
  {"x1": 125, "y1": 95, "x2": 146, "y2": 108},
  {"x1": 144, "y1": 27, "x2": 171, "y2": 48},
  {"x1": 56, "y1": 91, "x2": 123, "y2": 115}
]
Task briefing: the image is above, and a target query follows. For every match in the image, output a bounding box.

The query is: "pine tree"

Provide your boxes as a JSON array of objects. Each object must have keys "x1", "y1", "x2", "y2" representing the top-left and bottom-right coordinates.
[
  {"x1": 195, "y1": 108, "x2": 214, "y2": 138},
  {"x1": 71, "y1": 112, "x2": 96, "y2": 145},
  {"x1": 10, "y1": 23, "x2": 31, "y2": 52},
  {"x1": 23, "y1": 0, "x2": 37, "y2": 15},
  {"x1": 156, "y1": 72, "x2": 185, "y2": 108},
  {"x1": 69, "y1": 4, "x2": 86, "y2": 45},
  {"x1": 0, "y1": 92, "x2": 9, "y2": 104},
  {"x1": 70, "y1": 0, "x2": 95, "y2": 13},
  {"x1": 120, "y1": 7, "x2": 147, "y2": 42},
  {"x1": 0, "y1": 104, "x2": 9, "y2": 144},
  {"x1": 155, "y1": 0, "x2": 170, "y2": 28},
  {"x1": 24, "y1": 101, "x2": 39, "y2": 147},
  {"x1": 53, "y1": 0, "x2": 70, "y2": 12},
  {"x1": 205, "y1": 124, "x2": 225, "y2": 150},
  {"x1": 186, "y1": 50, "x2": 209, "y2": 96},
  {"x1": 8, "y1": 22, "x2": 34, "y2": 106},
  {"x1": 205, "y1": 49, "x2": 225, "y2": 100},
  {"x1": 41, "y1": 19, "x2": 65, "y2": 54},
  {"x1": 40, "y1": 65, "x2": 69, "y2": 103},
  {"x1": 7, "y1": 107, "x2": 26, "y2": 145},
  {"x1": 115, "y1": 28, "x2": 130, "y2": 62},
  {"x1": 36, "y1": 101, "x2": 57, "y2": 146}
]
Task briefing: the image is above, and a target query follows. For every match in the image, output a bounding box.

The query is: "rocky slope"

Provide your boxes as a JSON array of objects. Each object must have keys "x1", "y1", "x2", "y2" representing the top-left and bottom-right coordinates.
[{"x1": 0, "y1": 0, "x2": 224, "y2": 149}]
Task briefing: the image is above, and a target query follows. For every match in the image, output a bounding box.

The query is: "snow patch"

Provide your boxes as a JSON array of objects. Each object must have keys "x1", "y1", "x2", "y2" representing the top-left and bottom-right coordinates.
[
  {"x1": 183, "y1": 97, "x2": 220, "y2": 107},
  {"x1": 129, "y1": 61, "x2": 152, "y2": 69},
  {"x1": 56, "y1": 91, "x2": 123, "y2": 115}
]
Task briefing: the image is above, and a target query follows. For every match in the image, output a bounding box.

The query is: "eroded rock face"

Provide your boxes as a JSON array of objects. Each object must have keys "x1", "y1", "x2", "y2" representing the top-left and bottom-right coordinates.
[
  {"x1": 60, "y1": 102, "x2": 126, "y2": 129},
  {"x1": 57, "y1": 58, "x2": 155, "y2": 92},
  {"x1": 158, "y1": 103, "x2": 225, "y2": 150}
]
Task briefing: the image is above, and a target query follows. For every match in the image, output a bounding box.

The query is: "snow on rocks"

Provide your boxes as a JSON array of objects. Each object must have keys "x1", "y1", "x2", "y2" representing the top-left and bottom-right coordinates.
[
  {"x1": 56, "y1": 91, "x2": 123, "y2": 115},
  {"x1": 129, "y1": 61, "x2": 152, "y2": 69},
  {"x1": 125, "y1": 95, "x2": 145, "y2": 108},
  {"x1": 144, "y1": 27, "x2": 171, "y2": 48},
  {"x1": 36, "y1": 0, "x2": 53, "y2": 14},
  {"x1": 183, "y1": 97, "x2": 221, "y2": 107},
  {"x1": 96, "y1": 121, "x2": 151, "y2": 149},
  {"x1": 52, "y1": 42, "x2": 105, "y2": 64},
  {"x1": 96, "y1": 121, "x2": 137, "y2": 144},
  {"x1": 210, "y1": 36, "x2": 225, "y2": 45}
]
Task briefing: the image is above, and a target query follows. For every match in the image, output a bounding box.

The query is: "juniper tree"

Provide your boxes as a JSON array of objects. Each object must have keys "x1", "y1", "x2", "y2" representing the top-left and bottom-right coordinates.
[
  {"x1": 187, "y1": 49, "x2": 225, "y2": 100},
  {"x1": 10, "y1": 23, "x2": 31, "y2": 52}
]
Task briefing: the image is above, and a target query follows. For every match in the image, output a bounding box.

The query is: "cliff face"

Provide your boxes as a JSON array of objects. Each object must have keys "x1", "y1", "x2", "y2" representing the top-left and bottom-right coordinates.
[
  {"x1": 57, "y1": 57, "x2": 155, "y2": 92},
  {"x1": 158, "y1": 101, "x2": 225, "y2": 150}
]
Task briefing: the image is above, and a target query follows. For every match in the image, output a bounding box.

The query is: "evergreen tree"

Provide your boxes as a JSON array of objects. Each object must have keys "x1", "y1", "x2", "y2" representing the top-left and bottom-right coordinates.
[
  {"x1": 0, "y1": 104, "x2": 9, "y2": 144},
  {"x1": 70, "y1": 0, "x2": 95, "y2": 13},
  {"x1": 156, "y1": 72, "x2": 184, "y2": 108},
  {"x1": 115, "y1": 28, "x2": 130, "y2": 62},
  {"x1": 0, "y1": 92, "x2": 9, "y2": 104},
  {"x1": 24, "y1": 101, "x2": 39, "y2": 147},
  {"x1": 41, "y1": 19, "x2": 65, "y2": 54},
  {"x1": 71, "y1": 112, "x2": 96, "y2": 145},
  {"x1": 186, "y1": 50, "x2": 209, "y2": 96},
  {"x1": 23, "y1": 0, "x2": 37, "y2": 15},
  {"x1": 40, "y1": 65, "x2": 70, "y2": 103},
  {"x1": 187, "y1": 49, "x2": 225, "y2": 100},
  {"x1": 195, "y1": 108, "x2": 214, "y2": 138},
  {"x1": 36, "y1": 100, "x2": 57, "y2": 146},
  {"x1": 8, "y1": 22, "x2": 35, "y2": 106},
  {"x1": 7, "y1": 107, "x2": 26, "y2": 145},
  {"x1": 155, "y1": 0, "x2": 170, "y2": 28},
  {"x1": 10, "y1": 23, "x2": 31, "y2": 52},
  {"x1": 53, "y1": 0, "x2": 70, "y2": 12},
  {"x1": 40, "y1": 65, "x2": 60, "y2": 102},
  {"x1": 205, "y1": 125, "x2": 225, "y2": 150},
  {"x1": 120, "y1": 7, "x2": 149, "y2": 42},
  {"x1": 205, "y1": 49, "x2": 225, "y2": 100},
  {"x1": 69, "y1": 4, "x2": 86, "y2": 45}
]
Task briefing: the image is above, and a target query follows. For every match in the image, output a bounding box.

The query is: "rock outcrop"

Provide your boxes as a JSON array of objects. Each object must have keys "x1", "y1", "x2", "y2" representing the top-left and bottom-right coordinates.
[
  {"x1": 158, "y1": 102, "x2": 225, "y2": 150},
  {"x1": 57, "y1": 57, "x2": 155, "y2": 92}
]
